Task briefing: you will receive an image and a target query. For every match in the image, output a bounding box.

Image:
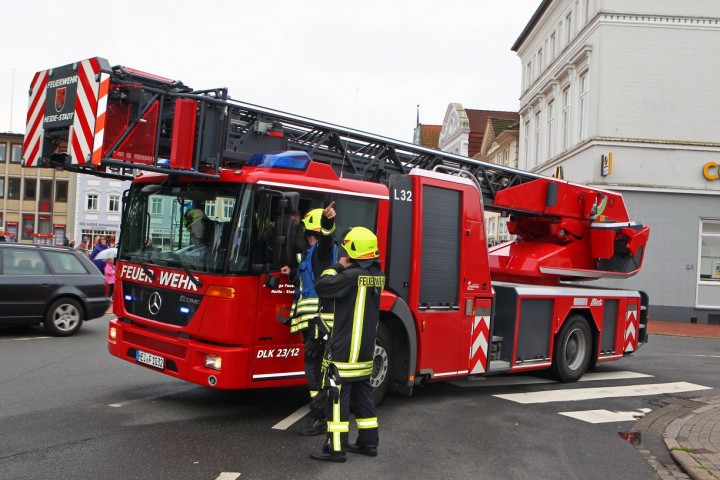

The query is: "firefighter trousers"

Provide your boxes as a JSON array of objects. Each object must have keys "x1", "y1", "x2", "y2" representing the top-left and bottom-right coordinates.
[
  {"x1": 325, "y1": 378, "x2": 379, "y2": 453},
  {"x1": 303, "y1": 329, "x2": 326, "y2": 420}
]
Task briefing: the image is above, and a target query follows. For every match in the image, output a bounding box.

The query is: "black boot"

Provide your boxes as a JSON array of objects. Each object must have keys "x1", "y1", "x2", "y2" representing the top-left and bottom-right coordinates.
[
  {"x1": 309, "y1": 451, "x2": 346, "y2": 463},
  {"x1": 347, "y1": 443, "x2": 377, "y2": 457},
  {"x1": 299, "y1": 417, "x2": 327, "y2": 436}
]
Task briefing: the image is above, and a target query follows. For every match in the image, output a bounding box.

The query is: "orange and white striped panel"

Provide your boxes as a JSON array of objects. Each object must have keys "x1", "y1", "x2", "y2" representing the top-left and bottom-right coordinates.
[
  {"x1": 23, "y1": 69, "x2": 50, "y2": 167},
  {"x1": 68, "y1": 58, "x2": 104, "y2": 165},
  {"x1": 469, "y1": 308, "x2": 491, "y2": 375},
  {"x1": 91, "y1": 72, "x2": 110, "y2": 165}
]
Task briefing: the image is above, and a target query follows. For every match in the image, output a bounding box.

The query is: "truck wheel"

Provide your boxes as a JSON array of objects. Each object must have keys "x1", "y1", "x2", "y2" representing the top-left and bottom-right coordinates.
[
  {"x1": 551, "y1": 315, "x2": 591, "y2": 383},
  {"x1": 44, "y1": 298, "x2": 84, "y2": 337},
  {"x1": 371, "y1": 322, "x2": 392, "y2": 405}
]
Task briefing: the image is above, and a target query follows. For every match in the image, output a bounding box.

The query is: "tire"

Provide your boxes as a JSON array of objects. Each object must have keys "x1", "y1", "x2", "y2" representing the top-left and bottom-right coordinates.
[
  {"x1": 370, "y1": 322, "x2": 392, "y2": 405},
  {"x1": 44, "y1": 298, "x2": 84, "y2": 337},
  {"x1": 550, "y1": 315, "x2": 592, "y2": 383}
]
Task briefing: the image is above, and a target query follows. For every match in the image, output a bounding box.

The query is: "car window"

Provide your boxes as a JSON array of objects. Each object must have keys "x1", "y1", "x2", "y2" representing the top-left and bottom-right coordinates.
[
  {"x1": 1, "y1": 248, "x2": 48, "y2": 275},
  {"x1": 44, "y1": 251, "x2": 89, "y2": 274}
]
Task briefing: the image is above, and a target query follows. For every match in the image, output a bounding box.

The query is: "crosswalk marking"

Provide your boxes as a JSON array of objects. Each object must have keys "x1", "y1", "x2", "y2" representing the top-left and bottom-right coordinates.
[
  {"x1": 559, "y1": 408, "x2": 652, "y2": 424},
  {"x1": 272, "y1": 404, "x2": 310, "y2": 430},
  {"x1": 449, "y1": 370, "x2": 652, "y2": 388},
  {"x1": 494, "y1": 381, "x2": 712, "y2": 404},
  {"x1": 215, "y1": 473, "x2": 240, "y2": 480}
]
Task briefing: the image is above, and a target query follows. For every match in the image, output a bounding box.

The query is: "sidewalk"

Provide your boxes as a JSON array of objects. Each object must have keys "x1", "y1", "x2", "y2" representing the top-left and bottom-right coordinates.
[{"x1": 635, "y1": 320, "x2": 720, "y2": 480}]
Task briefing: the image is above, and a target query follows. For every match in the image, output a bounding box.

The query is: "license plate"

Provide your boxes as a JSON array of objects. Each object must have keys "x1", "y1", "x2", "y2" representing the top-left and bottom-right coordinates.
[{"x1": 136, "y1": 350, "x2": 165, "y2": 370}]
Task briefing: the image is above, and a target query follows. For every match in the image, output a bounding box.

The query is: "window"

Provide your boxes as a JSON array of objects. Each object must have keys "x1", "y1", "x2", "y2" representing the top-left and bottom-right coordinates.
[
  {"x1": 535, "y1": 111, "x2": 542, "y2": 164},
  {"x1": 584, "y1": 0, "x2": 590, "y2": 23},
  {"x1": 45, "y1": 251, "x2": 89, "y2": 274},
  {"x1": 108, "y1": 194, "x2": 120, "y2": 213},
  {"x1": 223, "y1": 198, "x2": 233, "y2": 219},
  {"x1": 24, "y1": 178, "x2": 37, "y2": 200},
  {"x1": 537, "y1": 48, "x2": 543, "y2": 73},
  {"x1": 502, "y1": 149, "x2": 510, "y2": 167},
  {"x1": 87, "y1": 193, "x2": 98, "y2": 211},
  {"x1": 488, "y1": 217, "x2": 496, "y2": 242},
  {"x1": 150, "y1": 197, "x2": 163, "y2": 215},
  {"x1": 0, "y1": 178, "x2": 4, "y2": 198},
  {"x1": 565, "y1": 12, "x2": 573, "y2": 44},
  {"x1": 562, "y1": 86, "x2": 571, "y2": 150},
  {"x1": 579, "y1": 72, "x2": 589, "y2": 140},
  {"x1": 0, "y1": 144, "x2": 6, "y2": 163},
  {"x1": 549, "y1": 32, "x2": 556, "y2": 60},
  {"x1": 205, "y1": 202, "x2": 217, "y2": 219},
  {"x1": 38, "y1": 215, "x2": 51, "y2": 234},
  {"x1": 700, "y1": 221, "x2": 720, "y2": 282},
  {"x1": 8, "y1": 178, "x2": 21, "y2": 200},
  {"x1": 524, "y1": 120, "x2": 531, "y2": 167},
  {"x1": 547, "y1": 100, "x2": 555, "y2": 159},
  {"x1": 21, "y1": 215, "x2": 35, "y2": 241},
  {"x1": 39, "y1": 180, "x2": 53, "y2": 212},
  {"x1": 55, "y1": 180, "x2": 68, "y2": 202},
  {"x1": 1, "y1": 248, "x2": 47, "y2": 275},
  {"x1": 11, "y1": 144, "x2": 22, "y2": 163}
]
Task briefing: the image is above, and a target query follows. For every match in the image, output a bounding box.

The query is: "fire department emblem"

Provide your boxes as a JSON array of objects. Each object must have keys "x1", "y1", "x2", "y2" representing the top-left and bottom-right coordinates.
[{"x1": 55, "y1": 87, "x2": 66, "y2": 112}]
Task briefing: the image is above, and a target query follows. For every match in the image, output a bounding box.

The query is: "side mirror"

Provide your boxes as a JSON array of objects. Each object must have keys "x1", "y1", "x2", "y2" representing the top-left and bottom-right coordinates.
[{"x1": 280, "y1": 191, "x2": 299, "y2": 213}]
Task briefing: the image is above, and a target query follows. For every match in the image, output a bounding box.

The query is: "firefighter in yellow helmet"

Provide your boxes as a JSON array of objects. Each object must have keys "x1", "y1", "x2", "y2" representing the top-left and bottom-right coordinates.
[
  {"x1": 280, "y1": 202, "x2": 338, "y2": 436},
  {"x1": 310, "y1": 226, "x2": 384, "y2": 462}
]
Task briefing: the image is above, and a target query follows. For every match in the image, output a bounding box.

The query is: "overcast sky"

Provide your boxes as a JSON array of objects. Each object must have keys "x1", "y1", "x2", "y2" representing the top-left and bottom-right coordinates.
[{"x1": 2, "y1": 0, "x2": 540, "y2": 142}]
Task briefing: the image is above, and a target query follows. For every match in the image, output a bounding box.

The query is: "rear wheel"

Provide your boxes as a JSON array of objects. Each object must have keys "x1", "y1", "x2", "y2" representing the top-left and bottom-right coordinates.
[
  {"x1": 551, "y1": 315, "x2": 592, "y2": 383},
  {"x1": 370, "y1": 322, "x2": 392, "y2": 405},
  {"x1": 44, "y1": 298, "x2": 84, "y2": 337}
]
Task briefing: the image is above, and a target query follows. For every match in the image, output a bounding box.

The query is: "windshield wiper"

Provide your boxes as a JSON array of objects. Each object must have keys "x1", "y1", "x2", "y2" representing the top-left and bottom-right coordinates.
[{"x1": 128, "y1": 254, "x2": 155, "y2": 282}]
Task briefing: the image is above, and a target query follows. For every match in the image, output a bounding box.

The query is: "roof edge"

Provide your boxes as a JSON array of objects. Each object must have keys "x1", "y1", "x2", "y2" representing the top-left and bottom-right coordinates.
[{"x1": 512, "y1": 0, "x2": 552, "y2": 52}]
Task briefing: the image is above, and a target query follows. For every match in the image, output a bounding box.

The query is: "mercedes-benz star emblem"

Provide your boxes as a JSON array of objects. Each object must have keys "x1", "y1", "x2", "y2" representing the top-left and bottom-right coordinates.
[{"x1": 148, "y1": 292, "x2": 162, "y2": 316}]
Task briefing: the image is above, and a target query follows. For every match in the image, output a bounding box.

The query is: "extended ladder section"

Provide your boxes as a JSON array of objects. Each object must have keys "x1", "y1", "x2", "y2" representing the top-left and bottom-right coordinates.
[{"x1": 22, "y1": 57, "x2": 650, "y2": 282}]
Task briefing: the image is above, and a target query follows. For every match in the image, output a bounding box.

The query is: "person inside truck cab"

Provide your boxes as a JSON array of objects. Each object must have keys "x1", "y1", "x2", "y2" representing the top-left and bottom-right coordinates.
[{"x1": 184, "y1": 208, "x2": 214, "y2": 247}]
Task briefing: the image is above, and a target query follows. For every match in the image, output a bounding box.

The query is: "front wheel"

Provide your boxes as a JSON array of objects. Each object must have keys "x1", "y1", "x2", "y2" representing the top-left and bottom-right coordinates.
[
  {"x1": 370, "y1": 322, "x2": 392, "y2": 405},
  {"x1": 44, "y1": 298, "x2": 84, "y2": 337},
  {"x1": 550, "y1": 315, "x2": 592, "y2": 383}
]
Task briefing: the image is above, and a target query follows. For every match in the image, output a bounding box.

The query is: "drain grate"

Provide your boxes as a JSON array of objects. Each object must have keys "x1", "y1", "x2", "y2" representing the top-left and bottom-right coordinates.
[{"x1": 648, "y1": 395, "x2": 704, "y2": 409}]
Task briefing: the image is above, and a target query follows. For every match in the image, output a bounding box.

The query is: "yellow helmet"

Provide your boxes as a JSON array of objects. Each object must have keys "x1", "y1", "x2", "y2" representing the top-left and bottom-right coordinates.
[
  {"x1": 183, "y1": 209, "x2": 205, "y2": 229},
  {"x1": 342, "y1": 227, "x2": 379, "y2": 260},
  {"x1": 302, "y1": 208, "x2": 324, "y2": 233}
]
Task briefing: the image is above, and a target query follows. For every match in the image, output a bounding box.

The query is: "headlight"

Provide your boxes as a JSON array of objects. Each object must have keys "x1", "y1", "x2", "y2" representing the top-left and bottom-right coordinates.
[
  {"x1": 109, "y1": 326, "x2": 117, "y2": 340},
  {"x1": 204, "y1": 354, "x2": 222, "y2": 371}
]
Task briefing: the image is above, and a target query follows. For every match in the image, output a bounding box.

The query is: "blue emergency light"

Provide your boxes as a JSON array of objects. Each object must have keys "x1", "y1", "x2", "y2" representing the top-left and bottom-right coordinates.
[{"x1": 246, "y1": 151, "x2": 311, "y2": 170}]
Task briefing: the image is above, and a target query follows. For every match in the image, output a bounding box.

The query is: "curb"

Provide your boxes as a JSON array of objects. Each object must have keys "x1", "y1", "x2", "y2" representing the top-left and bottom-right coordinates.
[{"x1": 664, "y1": 434, "x2": 718, "y2": 480}]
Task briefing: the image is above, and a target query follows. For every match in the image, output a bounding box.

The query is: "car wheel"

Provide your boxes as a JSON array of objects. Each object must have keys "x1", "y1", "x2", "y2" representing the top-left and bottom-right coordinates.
[
  {"x1": 370, "y1": 322, "x2": 392, "y2": 405},
  {"x1": 44, "y1": 298, "x2": 84, "y2": 337}
]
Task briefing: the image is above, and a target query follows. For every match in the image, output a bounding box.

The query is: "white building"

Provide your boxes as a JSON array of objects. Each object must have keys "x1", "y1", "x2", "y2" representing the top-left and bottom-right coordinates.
[
  {"x1": 513, "y1": 0, "x2": 720, "y2": 323},
  {"x1": 75, "y1": 174, "x2": 131, "y2": 248}
]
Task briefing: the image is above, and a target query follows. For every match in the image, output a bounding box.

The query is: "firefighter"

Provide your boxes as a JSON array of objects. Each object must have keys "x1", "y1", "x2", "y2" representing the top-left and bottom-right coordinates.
[
  {"x1": 281, "y1": 202, "x2": 337, "y2": 436},
  {"x1": 310, "y1": 226, "x2": 384, "y2": 463}
]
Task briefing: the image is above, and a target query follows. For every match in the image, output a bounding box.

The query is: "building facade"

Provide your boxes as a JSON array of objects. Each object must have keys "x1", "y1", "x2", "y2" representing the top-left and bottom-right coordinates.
[
  {"x1": 0, "y1": 132, "x2": 76, "y2": 245},
  {"x1": 75, "y1": 174, "x2": 131, "y2": 248},
  {"x1": 513, "y1": 0, "x2": 720, "y2": 322}
]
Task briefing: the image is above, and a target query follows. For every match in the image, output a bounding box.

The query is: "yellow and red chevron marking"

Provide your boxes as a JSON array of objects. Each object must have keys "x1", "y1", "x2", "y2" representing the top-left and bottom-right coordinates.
[
  {"x1": 69, "y1": 58, "x2": 103, "y2": 165},
  {"x1": 624, "y1": 309, "x2": 637, "y2": 352},
  {"x1": 469, "y1": 315, "x2": 490, "y2": 374},
  {"x1": 23, "y1": 69, "x2": 50, "y2": 167}
]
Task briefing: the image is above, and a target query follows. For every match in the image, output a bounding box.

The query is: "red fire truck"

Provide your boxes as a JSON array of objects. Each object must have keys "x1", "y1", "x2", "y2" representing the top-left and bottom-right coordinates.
[{"x1": 23, "y1": 57, "x2": 650, "y2": 402}]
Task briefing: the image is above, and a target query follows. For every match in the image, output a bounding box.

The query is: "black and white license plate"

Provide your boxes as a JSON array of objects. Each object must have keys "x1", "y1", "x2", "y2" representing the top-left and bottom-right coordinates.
[{"x1": 136, "y1": 349, "x2": 165, "y2": 370}]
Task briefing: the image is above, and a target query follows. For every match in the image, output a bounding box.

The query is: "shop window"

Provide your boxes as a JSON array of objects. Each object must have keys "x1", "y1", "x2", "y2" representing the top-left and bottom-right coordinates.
[
  {"x1": 700, "y1": 221, "x2": 720, "y2": 282},
  {"x1": 22, "y1": 215, "x2": 35, "y2": 241}
]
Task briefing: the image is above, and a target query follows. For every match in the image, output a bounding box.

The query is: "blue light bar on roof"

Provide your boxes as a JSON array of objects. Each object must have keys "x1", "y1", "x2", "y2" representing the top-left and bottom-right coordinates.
[{"x1": 247, "y1": 151, "x2": 311, "y2": 170}]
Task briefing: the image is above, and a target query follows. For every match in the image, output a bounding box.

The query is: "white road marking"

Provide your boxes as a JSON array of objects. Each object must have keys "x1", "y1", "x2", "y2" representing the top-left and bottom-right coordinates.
[
  {"x1": 215, "y1": 473, "x2": 241, "y2": 480},
  {"x1": 272, "y1": 404, "x2": 310, "y2": 431},
  {"x1": 559, "y1": 407, "x2": 652, "y2": 424},
  {"x1": 11, "y1": 337, "x2": 52, "y2": 341},
  {"x1": 494, "y1": 382, "x2": 712, "y2": 404},
  {"x1": 449, "y1": 370, "x2": 652, "y2": 388}
]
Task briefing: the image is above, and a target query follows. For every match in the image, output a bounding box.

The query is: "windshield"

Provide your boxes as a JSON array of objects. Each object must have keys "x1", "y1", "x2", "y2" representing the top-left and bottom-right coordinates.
[
  {"x1": 119, "y1": 180, "x2": 380, "y2": 275},
  {"x1": 119, "y1": 182, "x2": 249, "y2": 274}
]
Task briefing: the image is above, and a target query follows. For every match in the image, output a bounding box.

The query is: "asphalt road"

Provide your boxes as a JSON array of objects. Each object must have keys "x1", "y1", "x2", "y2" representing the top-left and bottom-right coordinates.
[{"x1": 1, "y1": 315, "x2": 718, "y2": 480}]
